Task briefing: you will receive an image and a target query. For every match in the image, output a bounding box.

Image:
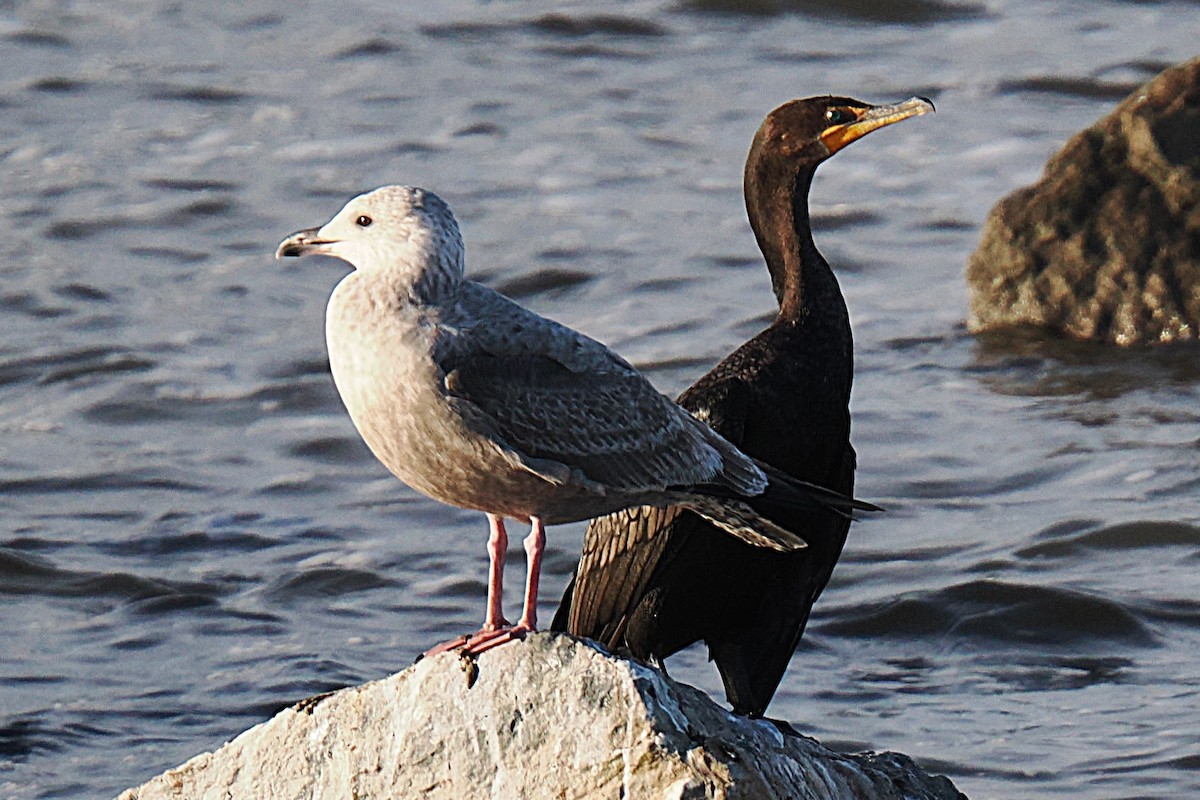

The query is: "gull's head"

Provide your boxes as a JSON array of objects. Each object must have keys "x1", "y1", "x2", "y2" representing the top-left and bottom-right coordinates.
[{"x1": 276, "y1": 185, "x2": 465, "y2": 290}]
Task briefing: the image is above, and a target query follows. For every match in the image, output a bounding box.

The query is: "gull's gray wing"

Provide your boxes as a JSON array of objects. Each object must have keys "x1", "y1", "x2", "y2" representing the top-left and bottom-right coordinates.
[
  {"x1": 442, "y1": 351, "x2": 723, "y2": 492},
  {"x1": 438, "y1": 281, "x2": 641, "y2": 375},
  {"x1": 433, "y1": 282, "x2": 761, "y2": 494}
]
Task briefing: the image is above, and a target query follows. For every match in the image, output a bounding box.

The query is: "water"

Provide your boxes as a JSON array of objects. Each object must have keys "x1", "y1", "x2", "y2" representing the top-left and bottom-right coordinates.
[{"x1": 2, "y1": 1, "x2": 1198, "y2": 797}]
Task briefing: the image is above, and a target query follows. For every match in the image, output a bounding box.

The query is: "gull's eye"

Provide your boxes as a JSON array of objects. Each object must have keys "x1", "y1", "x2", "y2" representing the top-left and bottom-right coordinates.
[
  {"x1": 825, "y1": 108, "x2": 854, "y2": 126},
  {"x1": 356, "y1": 215, "x2": 373, "y2": 228}
]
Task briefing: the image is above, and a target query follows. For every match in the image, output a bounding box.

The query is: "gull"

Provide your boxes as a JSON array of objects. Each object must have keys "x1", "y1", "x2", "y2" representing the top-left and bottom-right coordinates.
[{"x1": 276, "y1": 185, "x2": 872, "y2": 655}]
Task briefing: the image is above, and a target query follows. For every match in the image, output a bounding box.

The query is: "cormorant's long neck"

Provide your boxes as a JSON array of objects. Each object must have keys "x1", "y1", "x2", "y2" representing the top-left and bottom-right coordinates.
[{"x1": 745, "y1": 160, "x2": 844, "y2": 326}]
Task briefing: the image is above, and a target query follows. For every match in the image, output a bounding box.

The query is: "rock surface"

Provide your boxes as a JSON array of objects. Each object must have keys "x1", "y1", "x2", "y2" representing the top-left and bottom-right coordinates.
[
  {"x1": 967, "y1": 56, "x2": 1200, "y2": 346},
  {"x1": 115, "y1": 634, "x2": 966, "y2": 800}
]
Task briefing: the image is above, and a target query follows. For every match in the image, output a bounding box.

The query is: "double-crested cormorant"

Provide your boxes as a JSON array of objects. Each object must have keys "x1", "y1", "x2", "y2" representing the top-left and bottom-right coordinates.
[
  {"x1": 553, "y1": 96, "x2": 933, "y2": 714},
  {"x1": 276, "y1": 186, "x2": 874, "y2": 656}
]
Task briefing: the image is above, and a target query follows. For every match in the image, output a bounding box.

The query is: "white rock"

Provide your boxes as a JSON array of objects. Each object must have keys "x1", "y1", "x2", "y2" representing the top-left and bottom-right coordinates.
[{"x1": 116, "y1": 634, "x2": 966, "y2": 800}]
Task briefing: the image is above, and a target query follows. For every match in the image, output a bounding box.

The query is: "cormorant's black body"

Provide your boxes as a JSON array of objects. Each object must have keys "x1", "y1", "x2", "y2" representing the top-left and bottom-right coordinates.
[{"x1": 552, "y1": 96, "x2": 931, "y2": 717}]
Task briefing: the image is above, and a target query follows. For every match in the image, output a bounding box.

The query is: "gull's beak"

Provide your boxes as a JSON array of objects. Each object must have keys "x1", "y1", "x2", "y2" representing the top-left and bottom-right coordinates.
[
  {"x1": 275, "y1": 227, "x2": 336, "y2": 259},
  {"x1": 820, "y1": 96, "x2": 935, "y2": 155}
]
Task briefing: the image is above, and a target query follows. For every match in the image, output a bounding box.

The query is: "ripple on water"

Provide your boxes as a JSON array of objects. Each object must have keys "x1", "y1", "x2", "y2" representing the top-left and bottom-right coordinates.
[
  {"x1": 255, "y1": 473, "x2": 346, "y2": 497},
  {"x1": 0, "y1": 471, "x2": 206, "y2": 496},
  {"x1": 52, "y1": 283, "x2": 113, "y2": 303},
  {"x1": 539, "y1": 246, "x2": 634, "y2": 263},
  {"x1": 286, "y1": 436, "x2": 372, "y2": 465},
  {"x1": 25, "y1": 76, "x2": 90, "y2": 94},
  {"x1": 95, "y1": 529, "x2": 281, "y2": 558},
  {"x1": 673, "y1": 0, "x2": 989, "y2": 24},
  {"x1": 898, "y1": 463, "x2": 1061, "y2": 500},
  {"x1": 493, "y1": 266, "x2": 595, "y2": 299},
  {"x1": 263, "y1": 566, "x2": 396, "y2": 602},
  {"x1": 997, "y1": 75, "x2": 1143, "y2": 101},
  {"x1": 529, "y1": 13, "x2": 671, "y2": 37},
  {"x1": 142, "y1": 178, "x2": 240, "y2": 193},
  {"x1": 82, "y1": 379, "x2": 337, "y2": 426},
  {"x1": 453, "y1": 121, "x2": 505, "y2": 138},
  {"x1": 0, "y1": 291, "x2": 69, "y2": 319},
  {"x1": 40, "y1": 354, "x2": 154, "y2": 385},
  {"x1": 125, "y1": 246, "x2": 211, "y2": 264},
  {"x1": 5, "y1": 30, "x2": 73, "y2": 48},
  {"x1": 1016, "y1": 519, "x2": 1200, "y2": 560},
  {"x1": 331, "y1": 37, "x2": 406, "y2": 60},
  {"x1": 811, "y1": 206, "x2": 881, "y2": 230},
  {"x1": 420, "y1": 13, "x2": 670, "y2": 42},
  {"x1": 819, "y1": 578, "x2": 1156, "y2": 648},
  {"x1": 125, "y1": 592, "x2": 221, "y2": 616},
  {"x1": 159, "y1": 197, "x2": 239, "y2": 225},
  {"x1": 42, "y1": 216, "x2": 137, "y2": 241},
  {"x1": 263, "y1": 357, "x2": 330, "y2": 381},
  {"x1": 978, "y1": 654, "x2": 1135, "y2": 691},
  {"x1": 139, "y1": 84, "x2": 251, "y2": 104},
  {"x1": 0, "y1": 345, "x2": 153, "y2": 387},
  {"x1": 0, "y1": 718, "x2": 90, "y2": 760},
  {"x1": 0, "y1": 549, "x2": 217, "y2": 603}
]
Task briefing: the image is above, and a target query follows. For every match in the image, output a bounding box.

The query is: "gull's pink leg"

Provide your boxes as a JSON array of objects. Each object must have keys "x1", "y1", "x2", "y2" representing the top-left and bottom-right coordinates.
[
  {"x1": 421, "y1": 514, "x2": 510, "y2": 659},
  {"x1": 515, "y1": 515, "x2": 545, "y2": 630},
  {"x1": 481, "y1": 514, "x2": 510, "y2": 630},
  {"x1": 454, "y1": 515, "x2": 545, "y2": 656}
]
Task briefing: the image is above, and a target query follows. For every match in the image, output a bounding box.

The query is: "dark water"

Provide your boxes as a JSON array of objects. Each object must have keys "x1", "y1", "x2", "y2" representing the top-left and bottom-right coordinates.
[{"x1": 2, "y1": 1, "x2": 1199, "y2": 798}]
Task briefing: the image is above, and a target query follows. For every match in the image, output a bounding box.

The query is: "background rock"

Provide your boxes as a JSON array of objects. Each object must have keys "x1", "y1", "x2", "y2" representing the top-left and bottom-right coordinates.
[
  {"x1": 115, "y1": 634, "x2": 966, "y2": 800},
  {"x1": 967, "y1": 56, "x2": 1200, "y2": 346}
]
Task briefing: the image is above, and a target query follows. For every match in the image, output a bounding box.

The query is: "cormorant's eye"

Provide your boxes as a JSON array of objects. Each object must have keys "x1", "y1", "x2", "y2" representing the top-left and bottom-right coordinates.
[
  {"x1": 356, "y1": 215, "x2": 373, "y2": 228},
  {"x1": 825, "y1": 108, "x2": 854, "y2": 126}
]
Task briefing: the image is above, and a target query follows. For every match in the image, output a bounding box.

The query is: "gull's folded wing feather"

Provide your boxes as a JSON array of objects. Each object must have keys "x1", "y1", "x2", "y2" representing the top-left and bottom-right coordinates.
[
  {"x1": 432, "y1": 282, "x2": 767, "y2": 496},
  {"x1": 443, "y1": 352, "x2": 722, "y2": 492}
]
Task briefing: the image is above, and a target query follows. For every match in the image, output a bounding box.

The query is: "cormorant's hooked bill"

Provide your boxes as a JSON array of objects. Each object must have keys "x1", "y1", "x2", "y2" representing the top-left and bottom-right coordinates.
[{"x1": 819, "y1": 96, "x2": 935, "y2": 154}]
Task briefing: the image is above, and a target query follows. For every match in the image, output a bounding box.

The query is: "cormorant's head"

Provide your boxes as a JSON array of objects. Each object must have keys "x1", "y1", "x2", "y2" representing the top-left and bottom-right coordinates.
[
  {"x1": 750, "y1": 95, "x2": 934, "y2": 169},
  {"x1": 743, "y1": 95, "x2": 934, "y2": 307}
]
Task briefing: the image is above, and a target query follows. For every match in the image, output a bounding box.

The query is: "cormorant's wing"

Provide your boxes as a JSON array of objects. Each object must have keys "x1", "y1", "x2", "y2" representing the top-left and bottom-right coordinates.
[{"x1": 711, "y1": 444, "x2": 857, "y2": 717}]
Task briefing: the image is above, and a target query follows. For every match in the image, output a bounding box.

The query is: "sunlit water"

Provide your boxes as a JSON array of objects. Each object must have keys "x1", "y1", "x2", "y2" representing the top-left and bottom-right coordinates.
[{"x1": 2, "y1": 1, "x2": 1198, "y2": 797}]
